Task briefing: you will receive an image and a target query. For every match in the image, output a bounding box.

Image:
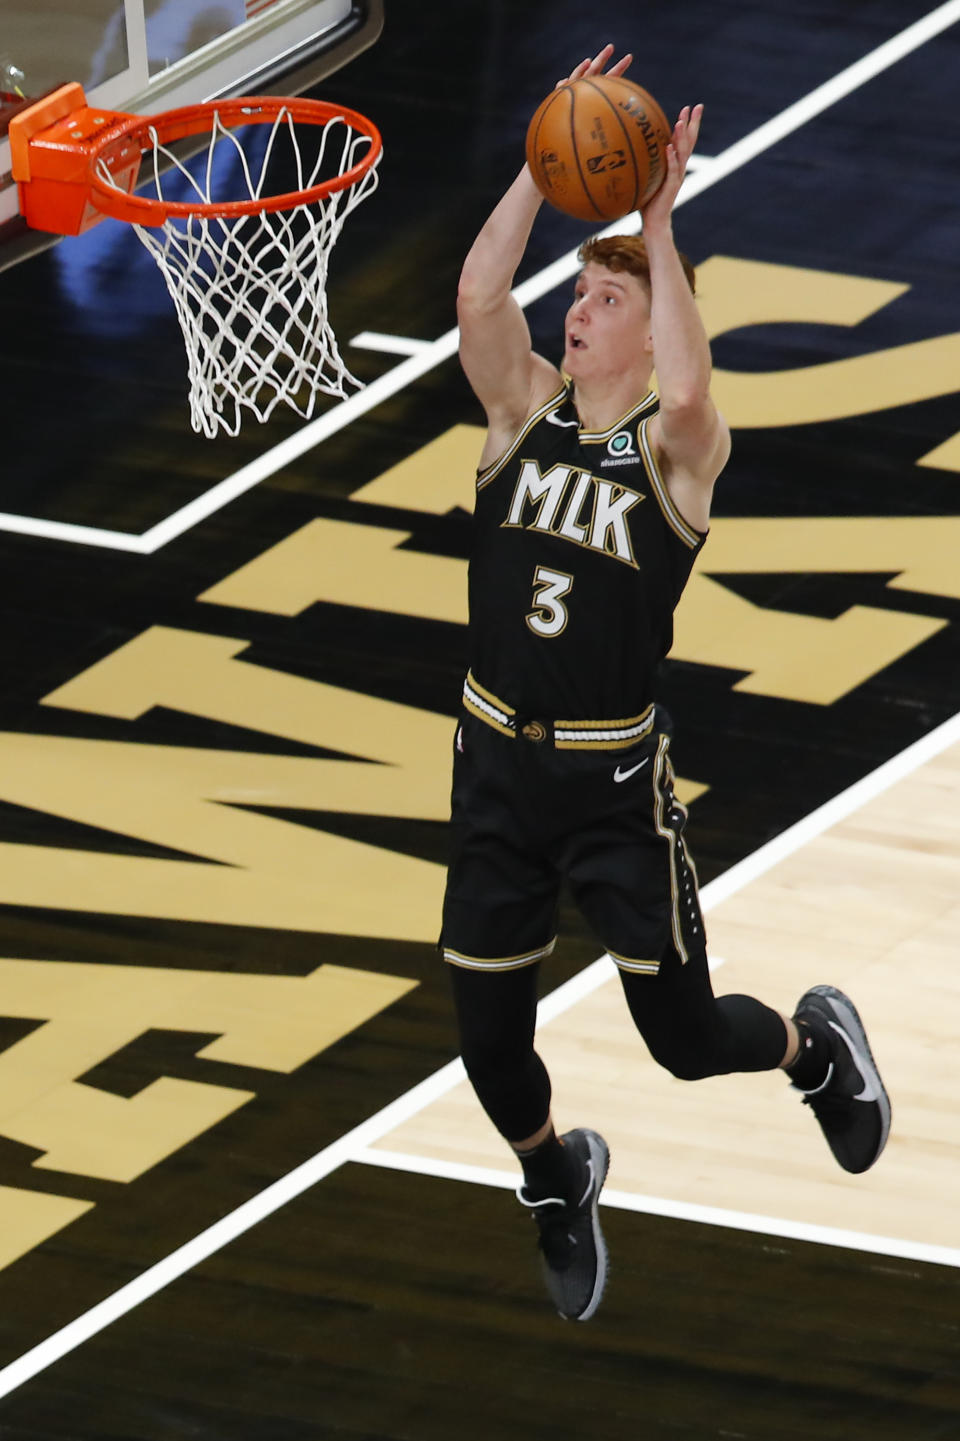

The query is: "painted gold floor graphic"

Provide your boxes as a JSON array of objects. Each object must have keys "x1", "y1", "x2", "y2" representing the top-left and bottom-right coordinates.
[
  {"x1": 370, "y1": 739, "x2": 960, "y2": 1253},
  {"x1": 0, "y1": 962, "x2": 416, "y2": 1272}
]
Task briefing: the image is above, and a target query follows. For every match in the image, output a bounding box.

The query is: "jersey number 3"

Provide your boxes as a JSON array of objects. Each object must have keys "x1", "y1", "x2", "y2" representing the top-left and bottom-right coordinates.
[{"x1": 527, "y1": 565, "x2": 573, "y2": 638}]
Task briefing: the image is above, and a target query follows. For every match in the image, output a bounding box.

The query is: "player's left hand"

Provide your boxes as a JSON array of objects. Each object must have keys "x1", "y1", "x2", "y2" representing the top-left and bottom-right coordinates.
[
  {"x1": 640, "y1": 104, "x2": 703, "y2": 230},
  {"x1": 555, "y1": 43, "x2": 632, "y2": 90}
]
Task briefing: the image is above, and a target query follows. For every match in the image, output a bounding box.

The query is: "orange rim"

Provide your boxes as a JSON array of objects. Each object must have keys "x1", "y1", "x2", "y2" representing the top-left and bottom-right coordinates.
[{"x1": 85, "y1": 95, "x2": 382, "y2": 225}]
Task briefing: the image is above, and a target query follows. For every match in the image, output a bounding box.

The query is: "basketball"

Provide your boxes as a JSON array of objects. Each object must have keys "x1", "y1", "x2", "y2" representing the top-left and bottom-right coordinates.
[{"x1": 525, "y1": 74, "x2": 672, "y2": 222}]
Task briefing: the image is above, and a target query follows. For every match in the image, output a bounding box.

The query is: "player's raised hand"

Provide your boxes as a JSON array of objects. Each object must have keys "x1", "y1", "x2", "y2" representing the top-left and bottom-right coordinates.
[
  {"x1": 640, "y1": 104, "x2": 703, "y2": 229},
  {"x1": 555, "y1": 43, "x2": 632, "y2": 90}
]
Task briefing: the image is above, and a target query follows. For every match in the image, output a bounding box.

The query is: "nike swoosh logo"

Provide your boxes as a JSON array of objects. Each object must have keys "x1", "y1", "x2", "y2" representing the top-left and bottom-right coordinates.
[
  {"x1": 829, "y1": 1021, "x2": 883, "y2": 1102},
  {"x1": 577, "y1": 1157, "x2": 595, "y2": 1208},
  {"x1": 545, "y1": 411, "x2": 579, "y2": 427},
  {"x1": 613, "y1": 758, "x2": 650, "y2": 783}
]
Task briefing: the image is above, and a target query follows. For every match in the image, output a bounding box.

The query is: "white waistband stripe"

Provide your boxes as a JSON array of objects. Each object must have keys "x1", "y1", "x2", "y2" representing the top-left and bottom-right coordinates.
[
  {"x1": 462, "y1": 674, "x2": 655, "y2": 748},
  {"x1": 463, "y1": 676, "x2": 512, "y2": 728},
  {"x1": 554, "y1": 717, "x2": 654, "y2": 744}
]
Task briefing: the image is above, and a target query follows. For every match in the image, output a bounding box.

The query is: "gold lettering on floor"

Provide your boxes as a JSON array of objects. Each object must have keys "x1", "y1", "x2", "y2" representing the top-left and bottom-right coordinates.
[
  {"x1": 917, "y1": 431, "x2": 960, "y2": 473},
  {"x1": 0, "y1": 957, "x2": 414, "y2": 1269},
  {"x1": 714, "y1": 331, "x2": 960, "y2": 429},
  {"x1": 198, "y1": 423, "x2": 486, "y2": 619},
  {"x1": 696, "y1": 515, "x2": 960, "y2": 602},
  {"x1": 1, "y1": 627, "x2": 450, "y2": 937},
  {"x1": 200, "y1": 517, "x2": 468, "y2": 622},
  {"x1": 351, "y1": 424, "x2": 482, "y2": 514},
  {"x1": 696, "y1": 255, "x2": 909, "y2": 339},
  {"x1": 0, "y1": 1187, "x2": 93, "y2": 1275},
  {"x1": 696, "y1": 255, "x2": 960, "y2": 431},
  {"x1": 674, "y1": 515, "x2": 953, "y2": 703}
]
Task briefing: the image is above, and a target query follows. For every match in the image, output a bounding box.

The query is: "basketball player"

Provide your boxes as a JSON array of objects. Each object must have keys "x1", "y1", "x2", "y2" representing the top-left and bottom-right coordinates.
[{"x1": 442, "y1": 45, "x2": 890, "y2": 1322}]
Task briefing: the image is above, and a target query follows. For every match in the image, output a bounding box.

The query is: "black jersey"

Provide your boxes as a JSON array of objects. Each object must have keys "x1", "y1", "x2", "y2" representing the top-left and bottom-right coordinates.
[{"x1": 465, "y1": 382, "x2": 706, "y2": 721}]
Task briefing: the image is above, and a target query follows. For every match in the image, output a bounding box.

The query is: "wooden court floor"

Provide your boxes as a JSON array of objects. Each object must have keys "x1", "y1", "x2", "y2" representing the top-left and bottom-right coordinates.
[{"x1": 0, "y1": 2, "x2": 959, "y2": 1437}]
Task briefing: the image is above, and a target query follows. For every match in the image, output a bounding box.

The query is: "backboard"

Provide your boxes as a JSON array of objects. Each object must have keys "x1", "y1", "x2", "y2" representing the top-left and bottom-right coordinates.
[{"x1": 0, "y1": 0, "x2": 384, "y2": 267}]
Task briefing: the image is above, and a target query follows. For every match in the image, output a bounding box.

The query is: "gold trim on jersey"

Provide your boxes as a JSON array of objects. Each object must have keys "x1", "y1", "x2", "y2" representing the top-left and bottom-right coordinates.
[
  {"x1": 606, "y1": 947, "x2": 662, "y2": 976},
  {"x1": 442, "y1": 938, "x2": 557, "y2": 971},
  {"x1": 476, "y1": 384, "x2": 569, "y2": 490},
  {"x1": 576, "y1": 390, "x2": 658, "y2": 443},
  {"x1": 638, "y1": 416, "x2": 705, "y2": 551},
  {"x1": 462, "y1": 674, "x2": 655, "y2": 751},
  {"x1": 476, "y1": 385, "x2": 661, "y2": 491},
  {"x1": 652, "y1": 733, "x2": 703, "y2": 964}
]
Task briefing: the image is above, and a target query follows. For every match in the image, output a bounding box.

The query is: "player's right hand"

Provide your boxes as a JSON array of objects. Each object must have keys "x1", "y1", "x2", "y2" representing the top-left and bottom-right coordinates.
[{"x1": 640, "y1": 103, "x2": 704, "y2": 230}]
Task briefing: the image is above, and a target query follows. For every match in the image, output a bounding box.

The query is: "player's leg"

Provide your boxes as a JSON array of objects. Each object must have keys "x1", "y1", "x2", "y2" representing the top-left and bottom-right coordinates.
[
  {"x1": 568, "y1": 739, "x2": 789, "y2": 1072},
  {"x1": 618, "y1": 951, "x2": 890, "y2": 1173},
  {"x1": 448, "y1": 961, "x2": 585, "y2": 1206},
  {"x1": 442, "y1": 716, "x2": 610, "y2": 1319},
  {"x1": 570, "y1": 730, "x2": 890, "y2": 1172},
  {"x1": 447, "y1": 960, "x2": 557, "y2": 1168},
  {"x1": 447, "y1": 960, "x2": 610, "y2": 1322},
  {"x1": 617, "y1": 941, "x2": 789, "y2": 1079}
]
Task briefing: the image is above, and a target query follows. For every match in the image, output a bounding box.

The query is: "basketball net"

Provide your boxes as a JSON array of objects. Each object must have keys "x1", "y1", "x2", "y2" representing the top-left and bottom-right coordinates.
[{"x1": 97, "y1": 107, "x2": 380, "y2": 438}]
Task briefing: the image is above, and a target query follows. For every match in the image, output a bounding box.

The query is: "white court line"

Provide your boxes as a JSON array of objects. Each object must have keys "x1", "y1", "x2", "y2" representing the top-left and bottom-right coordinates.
[
  {"x1": 0, "y1": 699, "x2": 957, "y2": 1400},
  {"x1": 0, "y1": 513, "x2": 147, "y2": 553},
  {"x1": 5, "y1": 0, "x2": 960, "y2": 553},
  {"x1": 354, "y1": 1150, "x2": 960, "y2": 1271},
  {"x1": 0, "y1": 1052, "x2": 462, "y2": 1401},
  {"x1": 0, "y1": 2, "x2": 958, "y2": 1400},
  {"x1": 350, "y1": 331, "x2": 433, "y2": 357}
]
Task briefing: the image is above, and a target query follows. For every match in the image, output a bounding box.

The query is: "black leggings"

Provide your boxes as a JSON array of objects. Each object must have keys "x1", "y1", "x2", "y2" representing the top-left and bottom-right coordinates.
[{"x1": 449, "y1": 945, "x2": 789, "y2": 1144}]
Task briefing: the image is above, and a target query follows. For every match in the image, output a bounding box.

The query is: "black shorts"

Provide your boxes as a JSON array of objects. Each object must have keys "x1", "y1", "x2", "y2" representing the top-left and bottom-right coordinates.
[{"x1": 441, "y1": 707, "x2": 705, "y2": 976}]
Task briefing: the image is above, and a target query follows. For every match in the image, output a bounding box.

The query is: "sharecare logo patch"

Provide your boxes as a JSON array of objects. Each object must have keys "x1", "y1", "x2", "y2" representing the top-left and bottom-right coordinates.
[{"x1": 601, "y1": 430, "x2": 640, "y2": 467}]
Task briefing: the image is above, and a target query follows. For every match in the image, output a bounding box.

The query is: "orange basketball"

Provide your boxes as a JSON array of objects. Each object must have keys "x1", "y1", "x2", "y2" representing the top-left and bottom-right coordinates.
[{"x1": 525, "y1": 74, "x2": 672, "y2": 222}]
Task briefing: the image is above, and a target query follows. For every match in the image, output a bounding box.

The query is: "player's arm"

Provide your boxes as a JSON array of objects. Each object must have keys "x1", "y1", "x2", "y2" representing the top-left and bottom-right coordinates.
[
  {"x1": 458, "y1": 45, "x2": 633, "y2": 470},
  {"x1": 642, "y1": 106, "x2": 730, "y2": 533},
  {"x1": 457, "y1": 167, "x2": 561, "y2": 469}
]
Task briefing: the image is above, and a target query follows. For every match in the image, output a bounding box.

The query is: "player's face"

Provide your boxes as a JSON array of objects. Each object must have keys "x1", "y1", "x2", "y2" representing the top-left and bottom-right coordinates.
[{"x1": 563, "y1": 263, "x2": 653, "y2": 379}]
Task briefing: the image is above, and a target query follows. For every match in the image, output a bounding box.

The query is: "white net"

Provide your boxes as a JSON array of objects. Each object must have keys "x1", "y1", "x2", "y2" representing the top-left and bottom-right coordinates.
[{"x1": 98, "y1": 107, "x2": 380, "y2": 438}]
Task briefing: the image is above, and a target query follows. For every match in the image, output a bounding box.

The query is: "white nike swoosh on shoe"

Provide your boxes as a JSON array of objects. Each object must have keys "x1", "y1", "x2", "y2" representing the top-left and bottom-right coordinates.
[
  {"x1": 829, "y1": 1021, "x2": 883, "y2": 1102},
  {"x1": 577, "y1": 1157, "x2": 595, "y2": 1208},
  {"x1": 613, "y1": 758, "x2": 650, "y2": 783},
  {"x1": 546, "y1": 412, "x2": 579, "y2": 427}
]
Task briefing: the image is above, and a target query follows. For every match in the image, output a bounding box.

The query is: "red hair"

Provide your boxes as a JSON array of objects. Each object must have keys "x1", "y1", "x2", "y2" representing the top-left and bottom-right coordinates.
[{"x1": 577, "y1": 234, "x2": 696, "y2": 295}]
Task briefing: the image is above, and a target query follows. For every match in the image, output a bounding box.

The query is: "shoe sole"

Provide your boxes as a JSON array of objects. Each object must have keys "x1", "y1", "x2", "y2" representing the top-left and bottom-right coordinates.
[
  {"x1": 563, "y1": 1127, "x2": 610, "y2": 1322},
  {"x1": 801, "y1": 984, "x2": 892, "y2": 1171}
]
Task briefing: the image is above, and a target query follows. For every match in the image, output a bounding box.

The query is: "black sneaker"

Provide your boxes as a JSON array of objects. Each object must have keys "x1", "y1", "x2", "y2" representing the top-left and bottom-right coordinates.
[
  {"x1": 516, "y1": 1128, "x2": 610, "y2": 1321},
  {"x1": 792, "y1": 985, "x2": 891, "y2": 1174}
]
